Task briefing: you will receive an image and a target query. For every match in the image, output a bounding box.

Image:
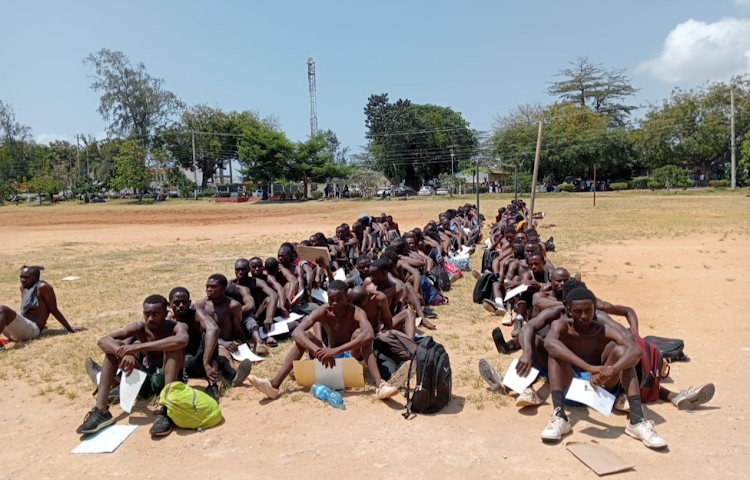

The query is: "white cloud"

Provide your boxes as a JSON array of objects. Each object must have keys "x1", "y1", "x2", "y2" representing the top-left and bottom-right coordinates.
[
  {"x1": 735, "y1": 0, "x2": 750, "y2": 8},
  {"x1": 638, "y1": 17, "x2": 750, "y2": 83},
  {"x1": 35, "y1": 133, "x2": 75, "y2": 144}
]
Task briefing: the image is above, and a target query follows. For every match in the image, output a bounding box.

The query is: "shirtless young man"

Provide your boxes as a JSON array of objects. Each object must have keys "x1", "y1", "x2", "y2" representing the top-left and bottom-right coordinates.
[
  {"x1": 233, "y1": 258, "x2": 280, "y2": 340},
  {"x1": 246, "y1": 281, "x2": 399, "y2": 400},
  {"x1": 265, "y1": 256, "x2": 299, "y2": 304},
  {"x1": 1, "y1": 266, "x2": 85, "y2": 348},
  {"x1": 365, "y1": 258, "x2": 420, "y2": 336},
  {"x1": 195, "y1": 274, "x2": 258, "y2": 382},
  {"x1": 541, "y1": 286, "x2": 668, "y2": 449},
  {"x1": 346, "y1": 255, "x2": 371, "y2": 288},
  {"x1": 76, "y1": 295, "x2": 188, "y2": 437},
  {"x1": 380, "y1": 249, "x2": 436, "y2": 328}
]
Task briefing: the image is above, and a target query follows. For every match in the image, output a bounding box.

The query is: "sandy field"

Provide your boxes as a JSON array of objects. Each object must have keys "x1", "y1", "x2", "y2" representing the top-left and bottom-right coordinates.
[{"x1": 1, "y1": 191, "x2": 749, "y2": 480}]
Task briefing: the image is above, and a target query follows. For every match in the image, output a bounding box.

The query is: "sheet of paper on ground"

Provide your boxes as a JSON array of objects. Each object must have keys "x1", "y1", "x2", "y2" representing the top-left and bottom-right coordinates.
[
  {"x1": 292, "y1": 357, "x2": 365, "y2": 390},
  {"x1": 566, "y1": 441, "x2": 634, "y2": 476},
  {"x1": 61, "y1": 276, "x2": 80, "y2": 281},
  {"x1": 71, "y1": 425, "x2": 138, "y2": 454},
  {"x1": 273, "y1": 312, "x2": 303, "y2": 323},
  {"x1": 296, "y1": 245, "x2": 331, "y2": 265},
  {"x1": 260, "y1": 321, "x2": 290, "y2": 339},
  {"x1": 504, "y1": 284, "x2": 529, "y2": 302},
  {"x1": 231, "y1": 343, "x2": 266, "y2": 362},
  {"x1": 120, "y1": 369, "x2": 148, "y2": 414},
  {"x1": 311, "y1": 288, "x2": 328, "y2": 303},
  {"x1": 502, "y1": 358, "x2": 539, "y2": 394},
  {"x1": 565, "y1": 378, "x2": 616, "y2": 417}
]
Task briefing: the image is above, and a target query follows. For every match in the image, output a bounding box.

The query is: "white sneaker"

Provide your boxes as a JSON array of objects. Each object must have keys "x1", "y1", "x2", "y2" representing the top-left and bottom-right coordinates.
[
  {"x1": 614, "y1": 393, "x2": 630, "y2": 412},
  {"x1": 516, "y1": 387, "x2": 542, "y2": 407},
  {"x1": 501, "y1": 310, "x2": 514, "y2": 326},
  {"x1": 247, "y1": 375, "x2": 280, "y2": 399},
  {"x1": 672, "y1": 383, "x2": 715, "y2": 410},
  {"x1": 541, "y1": 408, "x2": 572, "y2": 441},
  {"x1": 376, "y1": 380, "x2": 399, "y2": 400},
  {"x1": 625, "y1": 420, "x2": 668, "y2": 449}
]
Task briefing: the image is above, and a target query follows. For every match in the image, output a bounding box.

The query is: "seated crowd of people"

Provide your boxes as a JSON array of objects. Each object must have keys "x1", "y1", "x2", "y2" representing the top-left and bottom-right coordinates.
[
  {"x1": 0, "y1": 205, "x2": 482, "y2": 438},
  {"x1": 474, "y1": 201, "x2": 716, "y2": 450}
]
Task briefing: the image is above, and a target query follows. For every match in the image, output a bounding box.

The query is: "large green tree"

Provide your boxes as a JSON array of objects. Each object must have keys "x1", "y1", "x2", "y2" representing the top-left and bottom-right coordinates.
[
  {"x1": 237, "y1": 125, "x2": 295, "y2": 188},
  {"x1": 110, "y1": 139, "x2": 151, "y2": 200},
  {"x1": 289, "y1": 133, "x2": 352, "y2": 197},
  {"x1": 0, "y1": 100, "x2": 34, "y2": 182},
  {"x1": 26, "y1": 173, "x2": 63, "y2": 204}
]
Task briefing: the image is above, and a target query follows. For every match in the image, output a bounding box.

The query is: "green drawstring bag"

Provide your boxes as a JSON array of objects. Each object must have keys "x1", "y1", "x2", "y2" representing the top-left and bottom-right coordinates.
[{"x1": 159, "y1": 382, "x2": 222, "y2": 430}]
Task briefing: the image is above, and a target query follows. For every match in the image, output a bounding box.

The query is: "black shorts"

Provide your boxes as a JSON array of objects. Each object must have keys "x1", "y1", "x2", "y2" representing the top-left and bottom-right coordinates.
[{"x1": 184, "y1": 333, "x2": 219, "y2": 380}]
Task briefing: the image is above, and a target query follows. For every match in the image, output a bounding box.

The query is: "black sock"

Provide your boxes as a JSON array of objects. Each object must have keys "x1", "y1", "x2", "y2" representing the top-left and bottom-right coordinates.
[
  {"x1": 551, "y1": 390, "x2": 567, "y2": 419},
  {"x1": 628, "y1": 395, "x2": 644, "y2": 425}
]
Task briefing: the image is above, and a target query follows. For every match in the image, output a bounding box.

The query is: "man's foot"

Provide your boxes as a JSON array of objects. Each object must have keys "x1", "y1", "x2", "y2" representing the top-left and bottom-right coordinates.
[
  {"x1": 511, "y1": 316, "x2": 524, "y2": 338},
  {"x1": 541, "y1": 409, "x2": 572, "y2": 441},
  {"x1": 205, "y1": 384, "x2": 220, "y2": 401},
  {"x1": 376, "y1": 380, "x2": 399, "y2": 400},
  {"x1": 76, "y1": 407, "x2": 114, "y2": 434},
  {"x1": 516, "y1": 387, "x2": 542, "y2": 407},
  {"x1": 265, "y1": 337, "x2": 278, "y2": 347},
  {"x1": 388, "y1": 361, "x2": 414, "y2": 389},
  {"x1": 625, "y1": 420, "x2": 668, "y2": 449},
  {"x1": 149, "y1": 408, "x2": 174, "y2": 436},
  {"x1": 478, "y1": 358, "x2": 506, "y2": 393},
  {"x1": 254, "y1": 343, "x2": 270, "y2": 355},
  {"x1": 614, "y1": 393, "x2": 630, "y2": 412},
  {"x1": 85, "y1": 357, "x2": 101, "y2": 385},
  {"x1": 423, "y1": 307, "x2": 438, "y2": 319},
  {"x1": 672, "y1": 383, "x2": 715, "y2": 410},
  {"x1": 501, "y1": 310, "x2": 514, "y2": 326},
  {"x1": 471, "y1": 269, "x2": 481, "y2": 280},
  {"x1": 247, "y1": 374, "x2": 280, "y2": 399},
  {"x1": 421, "y1": 318, "x2": 437, "y2": 330},
  {"x1": 491, "y1": 327, "x2": 509, "y2": 354},
  {"x1": 232, "y1": 359, "x2": 253, "y2": 387}
]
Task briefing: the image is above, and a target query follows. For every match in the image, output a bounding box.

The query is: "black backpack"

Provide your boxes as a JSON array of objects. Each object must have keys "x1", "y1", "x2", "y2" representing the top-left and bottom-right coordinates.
[
  {"x1": 400, "y1": 336, "x2": 452, "y2": 417},
  {"x1": 473, "y1": 272, "x2": 497, "y2": 304},
  {"x1": 481, "y1": 248, "x2": 500, "y2": 273},
  {"x1": 427, "y1": 266, "x2": 451, "y2": 292},
  {"x1": 644, "y1": 336, "x2": 689, "y2": 363}
]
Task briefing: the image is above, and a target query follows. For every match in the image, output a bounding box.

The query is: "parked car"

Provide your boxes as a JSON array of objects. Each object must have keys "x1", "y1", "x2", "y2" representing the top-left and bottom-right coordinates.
[
  {"x1": 394, "y1": 186, "x2": 417, "y2": 197},
  {"x1": 418, "y1": 186, "x2": 435, "y2": 196},
  {"x1": 376, "y1": 187, "x2": 390, "y2": 197},
  {"x1": 436, "y1": 186, "x2": 450, "y2": 195},
  {"x1": 251, "y1": 189, "x2": 264, "y2": 197}
]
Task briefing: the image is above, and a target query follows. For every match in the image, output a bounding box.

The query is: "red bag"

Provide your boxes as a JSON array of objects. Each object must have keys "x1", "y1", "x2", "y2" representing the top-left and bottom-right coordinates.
[{"x1": 632, "y1": 333, "x2": 664, "y2": 403}]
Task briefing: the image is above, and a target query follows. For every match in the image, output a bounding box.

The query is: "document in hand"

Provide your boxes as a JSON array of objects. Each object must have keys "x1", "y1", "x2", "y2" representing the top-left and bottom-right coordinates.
[
  {"x1": 231, "y1": 344, "x2": 266, "y2": 362},
  {"x1": 259, "y1": 321, "x2": 290, "y2": 339},
  {"x1": 120, "y1": 369, "x2": 148, "y2": 414},
  {"x1": 502, "y1": 358, "x2": 539, "y2": 394},
  {"x1": 504, "y1": 284, "x2": 529, "y2": 302},
  {"x1": 565, "y1": 378, "x2": 616, "y2": 417}
]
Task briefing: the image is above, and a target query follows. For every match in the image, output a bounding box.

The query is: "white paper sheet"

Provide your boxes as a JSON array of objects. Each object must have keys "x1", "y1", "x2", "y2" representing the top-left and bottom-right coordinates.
[
  {"x1": 333, "y1": 268, "x2": 346, "y2": 281},
  {"x1": 502, "y1": 358, "x2": 539, "y2": 394},
  {"x1": 504, "y1": 284, "x2": 529, "y2": 302},
  {"x1": 95, "y1": 368, "x2": 122, "y2": 386},
  {"x1": 313, "y1": 358, "x2": 346, "y2": 390},
  {"x1": 71, "y1": 425, "x2": 137, "y2": 454},
  {"x1": 565, "y1": 378, "x2": 616, "y2": 417},
  {"x1": 485, "y1": 239, "x2": 492, "y2": 248},
  {"x1": 273, "y1": 312, "x2": 303, "y2": 323},
  {"x1": 311, "y1": 288, "x2": 328, "y2": 303},
  {"x1": 460, "y1": 245, "x2": 472, "y2": 255},
  {"x1": 290, "y1": 290, "x2": 304, "y2": 306},
  {"x1": 61, "y1": 276, "x2": 81, "y2": 281},
  {"x1": 231, "y1": 343, "x2": 266, "y2": 362},
  {"x1": 120, "y1": 369, "x2": 148, "y2": 414},
  {"x1": 259, "y1": 321, "x2": 290, "y2": 339}
]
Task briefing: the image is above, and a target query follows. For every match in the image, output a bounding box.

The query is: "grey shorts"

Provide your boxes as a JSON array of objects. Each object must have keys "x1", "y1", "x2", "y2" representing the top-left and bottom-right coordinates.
[
  {"x1": 242, "y1": 315, "x2": 260, "y2": 336},
  {"x1": 3, "y1": 312, "x2": 41, "y2": 342}
]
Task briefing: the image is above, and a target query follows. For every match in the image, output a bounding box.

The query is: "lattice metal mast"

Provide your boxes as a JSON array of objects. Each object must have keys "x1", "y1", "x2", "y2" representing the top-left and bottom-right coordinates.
[{"x1": 307, "y1": 57, "x2": 318, "y2": 137}]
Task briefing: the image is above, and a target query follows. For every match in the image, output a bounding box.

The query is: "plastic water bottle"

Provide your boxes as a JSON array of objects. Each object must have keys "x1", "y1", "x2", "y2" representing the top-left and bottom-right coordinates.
[{"x1": 310, "y1": 383, "x2": 346, "y2": 410}]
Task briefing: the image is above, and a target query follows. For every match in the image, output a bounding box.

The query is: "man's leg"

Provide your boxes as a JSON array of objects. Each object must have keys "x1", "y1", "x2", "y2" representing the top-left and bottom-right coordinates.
[
  {"x1": 76, "y1": 350, "x2": 120, "y2": 434},
  {"x1": 357, "y1": 336, "x2": 398, "y2": 400},
  {"x1": 404, "y1": 284, "x2": 436, "y2": 329},
  {"x1": 248, "y1": 332, "x2": 324, "y2": 399},
  {"x1": 149, "y1": 349, "x2": 185, "y2": 436},
  {"x1": 541, "y1": 354, "x2": 573, "y2": 441},
  {"x1": 392, "y1": 309, "x2": 417, "y2": 339},
  {"x1": 0, "y1": 305, "x2": 17, "y2": 338}
]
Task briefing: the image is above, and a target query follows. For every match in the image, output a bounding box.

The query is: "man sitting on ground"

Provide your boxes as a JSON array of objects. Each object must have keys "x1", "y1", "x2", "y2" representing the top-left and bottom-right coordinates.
[
  {"x1": 246, "y1": 280, "x2": 399, "y2": 400},
  {"x1": 1, "y1": 266, "x2": 85, "y2": 349},
  {"x1": 76, "y1": 295, "x2": 188, "y2": 437}
]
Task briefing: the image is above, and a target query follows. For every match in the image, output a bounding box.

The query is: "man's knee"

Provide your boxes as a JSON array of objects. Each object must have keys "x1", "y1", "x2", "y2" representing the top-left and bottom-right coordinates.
[{"x1": 0, "y1": 305, "x2": 15, "y2": 321}]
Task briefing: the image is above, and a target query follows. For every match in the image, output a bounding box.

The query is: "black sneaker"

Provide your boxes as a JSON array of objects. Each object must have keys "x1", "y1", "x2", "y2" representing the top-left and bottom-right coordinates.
[
  {"x1": 107, "y1": 386, "x2": 120, "y2": 403},
  {"x1": 76, "y1": 407, "x2": 114, "y2": 434},
  {"x1": 205, "y1": 384, "x2": 220, "y2": 401},
  {"x1": 232, "y1": 359, "x2": 253, "y2": 387},
  {"x1": 149, "y1": 409, "x2": 174, "y2": 436},
  {"x1": 423, "y1": 307, "x2": 438, "y2": 319},
  {"x1": 85, "y1": 357, "x2": 101, "y2": 385},
  {"x1": 492, "y1": 327, "x2": 509, "y2": 354}
]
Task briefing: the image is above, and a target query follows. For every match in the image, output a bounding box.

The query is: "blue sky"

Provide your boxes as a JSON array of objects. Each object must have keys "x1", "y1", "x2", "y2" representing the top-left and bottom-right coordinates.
[{"x1": 2, "y1": 0, "x2": 749, "y2": 152}]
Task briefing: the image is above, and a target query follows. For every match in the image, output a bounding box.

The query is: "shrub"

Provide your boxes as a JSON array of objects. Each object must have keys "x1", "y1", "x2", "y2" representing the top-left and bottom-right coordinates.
[
  {"x1": 479, "y1": 186, "x2": 489, "y2": 193},
  {"x1": 349, "y1": 191, "x2": 361, "y2": 198},
  {"x1": 558, "y1": 183, "x2": 575, "y2": 192},
  {"x1": 648, "y1": 181, "x2": 664, "y2": 190},
  {"x1": 311, "y1": 191, "x2": 324, "y2": 199},
  {"x1": 610, "y1": 182, "x2": 628, "y2": 191},
  {"x1": 629, "y1": 176, "x2": 650, "y2": 190},
  {"x1": 709, "y1": 180, "x2": 729, "y2": 188}
]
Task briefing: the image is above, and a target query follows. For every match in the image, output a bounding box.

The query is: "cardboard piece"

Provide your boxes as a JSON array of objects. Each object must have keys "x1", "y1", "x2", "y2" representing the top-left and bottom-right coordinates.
[
  {"x1": 72, "y1": 425, "x2": 138, "y2": 454},
  {"x1": 502, "y1": 358, "x2": 539, "y2": 394},
  {"x1": 504, "y1": 284, "x2": 529, "y2": 302},
  {"x1": 565, "y1": 378, "x2": 616, "y2": 417},
  {"x1": 292, "y1": 357, "x2": 365, "y2": 390},
  {"x1": 259, "y1": 321, "x2": 290, "y2": 339},
  {"x1": 120, "y1": 369, "x2": 148, "y2": 414},
  {"x1": 231, "y1": 343, "x2": 266, "y2": 362},
  {"x1": 566, "y1": 441, "x2": 634, "y2": 476},
  {"x1": 296, "y1": 245, "x2": 331, "y2": 266}
]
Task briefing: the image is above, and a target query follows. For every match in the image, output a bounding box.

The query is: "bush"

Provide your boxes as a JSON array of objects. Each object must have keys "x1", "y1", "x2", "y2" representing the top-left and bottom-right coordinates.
[
  {"x1": 610, "y1": 182, "x2": 628, "y2": 191},
  {"x1": 479, "y1": 186, "x2": 489, "y2": 193},
  {"x1": 709, "y1": 180, "x2": 729, "y2": 188},
  {"x1": 647, "y1": 181, "x2": 664, "y2": 190},
  {"x1": 295, "y1": 191, "x2": 304, "y2": 200},
  {"x1": 558, "y1": 183, "x2": 575, "y2": 192},
  {"x1": 311, "y1": 191, "x2": 324, "y2": 199},
  {"x1": 349, "y1": 191, "x2": 361, "y2": 198},
  {"x1": 629, "y1": 176, "x2": 650, "y2": 190}
]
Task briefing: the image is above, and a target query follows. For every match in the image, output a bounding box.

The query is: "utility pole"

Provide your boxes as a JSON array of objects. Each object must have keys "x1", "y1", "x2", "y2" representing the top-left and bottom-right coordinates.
[
  {"x1": 448, "y1": 144, "x2": 458, "y2": 175},
  {"x1": 191, "y1": 131, "x2": 198, "y2": 199},
  {"x1": 593, "y1": 163, "x2": 597, "y2": 207},
  {"x1": 514, "y1": 165, "x2": 518, "y2": 203},
  {"x1": 76, "y1": 134, "x2": 80, "y2": 179},
  {"x1": 731, "y1": 88, "x2": 736, "y2": 189},
  {"x1": 475, "y1": 157, "x2": 480, "y2": 215},
  {"x1": 529, "y1": 118, "x2": 544, "y2": 222}
]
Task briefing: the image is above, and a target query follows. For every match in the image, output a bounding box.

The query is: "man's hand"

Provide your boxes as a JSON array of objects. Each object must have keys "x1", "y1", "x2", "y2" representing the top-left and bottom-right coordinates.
[
  {"x1": 264, "y1": 318, "x2": 274, "y2": 335},
  {"x1": 278, "y1": 306, "x2": 290, "y2": 319},
  {"x1": 116, "y1": 344, "x2": 139, "y2": 359},
  {"x1": 219, "y1": 339, "x2": 238, "y2": 353},
  {"x1": 204, "y1": 362, "x2": 218, "y2": 384},
  {"x1": 527, "y1": 280, "x2": 541, "y2": 292},
  {"x1": 314, "y1": 348, "x2": 336, "y2": 368},
  {"x1": 516, "y1": 352, "x2": 534, "y2": 377},
  {"x1": 119, "y1": 355, "x2": 137, "y2": 375},
  {"x1": 589, "y1": 365, "x2": 614, "y2": 380},
  {"x1": 68, "y1": 326, "x2": 87, "y2": 333}
]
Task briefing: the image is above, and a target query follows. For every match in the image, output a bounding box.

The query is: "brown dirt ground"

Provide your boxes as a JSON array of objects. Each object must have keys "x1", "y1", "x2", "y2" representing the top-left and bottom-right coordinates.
[{"x1": 1, "y1": 192, "x2": 749, "y2": 479}]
